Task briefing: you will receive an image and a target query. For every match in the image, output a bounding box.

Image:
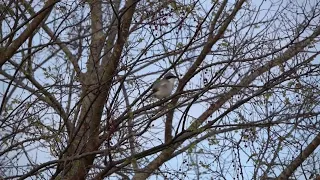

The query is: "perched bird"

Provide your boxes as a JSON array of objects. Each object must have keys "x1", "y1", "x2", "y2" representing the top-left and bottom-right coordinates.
[{"x1": 152, "y1": 72, "x2": 178, "y2": 99}]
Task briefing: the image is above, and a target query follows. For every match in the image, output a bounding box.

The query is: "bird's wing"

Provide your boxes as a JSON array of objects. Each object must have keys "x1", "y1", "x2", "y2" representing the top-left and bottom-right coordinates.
[{"x1": 152, "y1": 80, "x2": 168, "y2": 92}]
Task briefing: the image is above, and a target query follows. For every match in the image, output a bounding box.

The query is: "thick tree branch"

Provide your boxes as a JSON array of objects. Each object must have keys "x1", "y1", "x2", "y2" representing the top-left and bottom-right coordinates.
[
  {"x1": 132, "y1": 21, "x2": 320, "y2": 180},
  {"x1": 0, "y1": 0, "x2": 57, "y2": 68},
  {"x1": 276, "y1": 131, "x2": 320, "y2": 179},
  {"x1": 21, "y1": 0, "x2": 82, "y2": 77}
]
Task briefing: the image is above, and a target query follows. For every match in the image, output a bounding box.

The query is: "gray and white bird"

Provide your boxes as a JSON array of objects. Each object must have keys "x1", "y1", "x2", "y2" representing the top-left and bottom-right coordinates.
[{"x1": 152, "y1": 72, "x2": 178, "y2": 99}]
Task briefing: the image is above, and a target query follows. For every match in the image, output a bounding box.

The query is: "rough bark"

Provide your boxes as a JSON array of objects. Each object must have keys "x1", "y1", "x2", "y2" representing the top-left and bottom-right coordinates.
[{"x1": 54, "y1": 0, "x2": 138, "y2": 179}]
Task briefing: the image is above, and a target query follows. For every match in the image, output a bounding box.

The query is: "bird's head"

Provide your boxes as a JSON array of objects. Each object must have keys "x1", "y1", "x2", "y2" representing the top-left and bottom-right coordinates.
[{"x1": 164, "y1": 72, "x2": 177, "y2": 80}]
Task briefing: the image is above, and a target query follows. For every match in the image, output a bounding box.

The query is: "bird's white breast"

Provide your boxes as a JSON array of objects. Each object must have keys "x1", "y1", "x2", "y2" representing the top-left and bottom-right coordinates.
[{"x1": 153, "y1": 79, "x2": 175, "y2": 99}]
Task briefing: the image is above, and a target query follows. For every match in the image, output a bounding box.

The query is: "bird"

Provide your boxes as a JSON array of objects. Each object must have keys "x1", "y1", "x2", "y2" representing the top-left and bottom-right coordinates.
[{"x1": 152, "y1": 72, "x2": 178, "y2": 99}]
